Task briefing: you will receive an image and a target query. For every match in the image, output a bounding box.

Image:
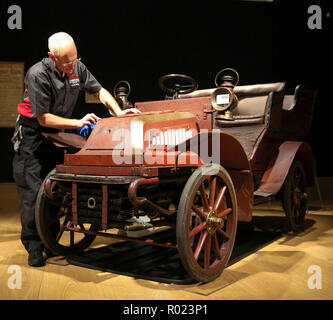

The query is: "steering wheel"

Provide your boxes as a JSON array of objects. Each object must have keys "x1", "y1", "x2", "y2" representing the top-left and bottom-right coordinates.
[
  {"x1": 214, "y1": 68, "x2": 239, "y2": 88},
  {"x1": 158, "y1": 74, "x2": 198, "y2": 98}
]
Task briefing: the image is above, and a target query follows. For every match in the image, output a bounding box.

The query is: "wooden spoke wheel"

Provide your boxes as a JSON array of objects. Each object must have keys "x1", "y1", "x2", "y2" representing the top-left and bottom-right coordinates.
[
  {"x1": 282, "y1": 160, "x2": 308, "y2": 232},
  {"x1": 35, "y1": 170, "x2": 97, "y2": 256},
  {"x1": 176, "y1": 164, "x2": 238, "y2": 283}
]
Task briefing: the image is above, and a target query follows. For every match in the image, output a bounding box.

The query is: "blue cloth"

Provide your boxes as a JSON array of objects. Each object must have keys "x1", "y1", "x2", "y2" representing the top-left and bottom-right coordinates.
[{"x1": 77, "y1": 118, "x2": 100, "y2": 138}]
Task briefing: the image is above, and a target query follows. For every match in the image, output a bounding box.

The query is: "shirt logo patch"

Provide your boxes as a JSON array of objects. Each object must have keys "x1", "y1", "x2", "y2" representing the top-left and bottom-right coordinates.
[{"x1": 69, "y1": 73, "x2": 80, "y2": 88}]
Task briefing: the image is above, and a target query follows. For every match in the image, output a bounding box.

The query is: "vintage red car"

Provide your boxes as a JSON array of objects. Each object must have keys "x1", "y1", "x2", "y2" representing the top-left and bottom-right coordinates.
[{"x1": 36, "y1": 68, "x2": 317, "y2": 282}]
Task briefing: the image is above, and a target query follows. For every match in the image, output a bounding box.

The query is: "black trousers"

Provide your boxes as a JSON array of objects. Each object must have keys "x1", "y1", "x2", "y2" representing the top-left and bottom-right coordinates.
[{"x1": 12, "y1": 126, "x2": 63, "y2": 252}]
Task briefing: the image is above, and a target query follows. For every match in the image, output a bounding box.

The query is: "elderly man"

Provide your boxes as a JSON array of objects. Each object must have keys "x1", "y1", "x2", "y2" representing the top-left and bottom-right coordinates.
[{"x1": 12, "y1": 32, "x2": 139, "y2": 267}]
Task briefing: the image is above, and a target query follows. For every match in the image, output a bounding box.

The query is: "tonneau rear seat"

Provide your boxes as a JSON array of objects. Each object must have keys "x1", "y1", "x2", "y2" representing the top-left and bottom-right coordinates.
[{"x1": 281, "y1": 84, "x2": 317, "y2": 138}]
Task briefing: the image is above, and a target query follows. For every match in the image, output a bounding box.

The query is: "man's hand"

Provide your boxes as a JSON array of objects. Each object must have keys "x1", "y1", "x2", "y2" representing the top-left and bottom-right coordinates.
[
  {"x1": 118, "y1": 108, "x2": 141, "y2": 116},
  {"x1": 77, "y1": 113, "x2": 99, "y2": 127},
  {"x1": 97, "y1": 88, "x2": 141, "y2": 116}
]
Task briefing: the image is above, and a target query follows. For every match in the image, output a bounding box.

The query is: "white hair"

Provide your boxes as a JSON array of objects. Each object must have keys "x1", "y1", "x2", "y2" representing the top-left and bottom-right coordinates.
[{"x1": 48, "y1": 32, "x2": 75, "y2": 57}]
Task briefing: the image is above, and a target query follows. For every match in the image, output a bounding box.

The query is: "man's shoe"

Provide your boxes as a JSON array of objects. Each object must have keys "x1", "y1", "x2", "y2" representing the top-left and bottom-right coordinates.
[{"x1": 28, "y1": 250, "x2": 46, "y2": 267}]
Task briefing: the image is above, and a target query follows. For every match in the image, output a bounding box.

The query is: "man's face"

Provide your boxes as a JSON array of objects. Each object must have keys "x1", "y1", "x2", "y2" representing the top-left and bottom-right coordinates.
[{"x1": 49, "y1": 43, "x2": 78, "y2": 75}]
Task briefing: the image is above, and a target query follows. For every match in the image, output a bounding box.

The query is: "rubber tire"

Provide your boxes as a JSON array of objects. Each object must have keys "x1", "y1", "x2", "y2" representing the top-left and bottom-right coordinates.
[{"x1": 282, "y1": 160, "x2": 308, "y2": 232}]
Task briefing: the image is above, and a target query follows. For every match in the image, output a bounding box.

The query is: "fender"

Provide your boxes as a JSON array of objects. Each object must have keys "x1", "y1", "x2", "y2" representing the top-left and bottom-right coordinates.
[
  {"x1": 42, "y1": 132, "x2": 86, "y2": 149},
  {"x1": 256, "y1": 141, "x2": 315, "y2": 196},
  {"x1": 175, "y1": 130, "x2": 251, "y2": 171},
  {"x1": 176, "y1": 131, "x2": 253, "y2": 222}
]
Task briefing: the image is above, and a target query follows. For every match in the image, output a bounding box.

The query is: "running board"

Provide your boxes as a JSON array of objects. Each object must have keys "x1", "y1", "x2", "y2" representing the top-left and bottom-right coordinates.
[{"x1": 253, "y1": 190, "x2": 275, "y2": 197}]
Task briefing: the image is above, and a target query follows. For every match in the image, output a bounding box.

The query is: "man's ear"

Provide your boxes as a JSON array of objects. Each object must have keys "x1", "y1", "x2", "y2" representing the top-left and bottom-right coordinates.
[{"x1": 48, "y1": 52, "x2": 54, "y2": 60}]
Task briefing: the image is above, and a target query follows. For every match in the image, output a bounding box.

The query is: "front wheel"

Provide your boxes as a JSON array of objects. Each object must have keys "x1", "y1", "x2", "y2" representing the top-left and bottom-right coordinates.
[
  {"x1": 35, "y1": 169, "x2": 97, "y2": 256},
  {"x1": 176, "y1": 163, "x2": 238, "y2": 283}
]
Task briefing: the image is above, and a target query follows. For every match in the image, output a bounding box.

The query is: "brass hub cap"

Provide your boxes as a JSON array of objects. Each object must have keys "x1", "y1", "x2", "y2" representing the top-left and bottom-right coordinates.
[
  {"x1": 206, "y1": 209, "x2": 224, "y2": 235},
  {"x1": 293, "y1": 187, "x2": 308, "y2": 206}
]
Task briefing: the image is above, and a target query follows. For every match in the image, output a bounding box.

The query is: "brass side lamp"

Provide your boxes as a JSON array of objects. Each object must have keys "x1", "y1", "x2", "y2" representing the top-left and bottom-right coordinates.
[{"x1": 211, "y1": 68, "x2": 239, "y2": 120}]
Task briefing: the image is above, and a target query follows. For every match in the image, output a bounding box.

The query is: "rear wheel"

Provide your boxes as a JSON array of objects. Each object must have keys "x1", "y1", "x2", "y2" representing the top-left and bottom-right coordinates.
[
  {"x1": 282, "y1": 160, "x2": 308, "y2": 232},
  {"x1": 35, "y1": 170, "x2": 97, "y2": 256},
  {"x1": 176, "y1": 163, "x2": 238, "y2": 283}
]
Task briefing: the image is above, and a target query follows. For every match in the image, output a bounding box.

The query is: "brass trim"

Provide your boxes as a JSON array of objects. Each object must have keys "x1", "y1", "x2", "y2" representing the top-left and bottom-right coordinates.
[{"x1": 130, "y1": 111, "x2": 195, "y2": 123}]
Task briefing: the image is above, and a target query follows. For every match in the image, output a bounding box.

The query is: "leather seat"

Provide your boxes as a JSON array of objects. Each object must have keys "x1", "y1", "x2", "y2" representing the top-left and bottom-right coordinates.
[
  {"x1": 179, "y1": 82, "x2": 285, "y2": 99},
  {"x1": 180, "y1": 82, "x2": 285, "y2": 127},
  {"x1": 194, "y1": 82, "x2": 286, "y2": 158}
]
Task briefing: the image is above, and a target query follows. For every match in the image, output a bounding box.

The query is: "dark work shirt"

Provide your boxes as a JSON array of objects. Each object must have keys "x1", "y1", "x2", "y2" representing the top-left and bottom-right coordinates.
[{"x1": 18, "y1": 57, "x2": 102, "y2": 120}]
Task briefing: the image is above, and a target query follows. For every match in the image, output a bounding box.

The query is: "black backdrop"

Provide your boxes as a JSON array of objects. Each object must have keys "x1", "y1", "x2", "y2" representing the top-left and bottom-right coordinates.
[{"x1": 0, "y1": 0, "x2": 332, "y2": 181}]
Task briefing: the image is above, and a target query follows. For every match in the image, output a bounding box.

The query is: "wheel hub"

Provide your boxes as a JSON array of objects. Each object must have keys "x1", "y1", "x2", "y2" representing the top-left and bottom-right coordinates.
[
  {"x1": 206, "y1": 209, "x2": 224, "y2": 235},
  {"x1": 293, "y1": 187, "x2": 308, "y2": 206}
]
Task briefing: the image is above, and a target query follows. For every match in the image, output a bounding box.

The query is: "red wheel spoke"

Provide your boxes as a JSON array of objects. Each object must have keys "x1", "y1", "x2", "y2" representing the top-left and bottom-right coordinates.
[
  {"x1": 291, "y1": 201, "x2": 296, "y2": 223},
  {"x1": 218, "y1": 208, "x2": 232, "y2": 220},
  {"x1": 204, "y1": 235, "x2": 212, "y2": 269},
  {"x1": 199, "y1": 183, "x2": 209, "y2": 212},
  {"x1": 213, "y1": 234, "x2": 222, "y2": 259},
  {"x1": 217, "y1": 227, "x2": 230, "y2": 240},
  {"x1": 296, "y1": 207, "x2": 302, "y2": 224},
  {"x1": 209, "y1": 177, "x2": 217, "y2": 208},
  {"x1": 191, "y1": 204, "x2": 207, "y2": 222},
  {"x1": 194, "y1": 231, "x2": 208, "y2": 261},
  {"x1": 295, "y1": 209, "x2": 299, "y2": 224},
  {"x1": 213, "y1": 186, "x2": 226, "y2": 212},
  {"x1": 55, "y1": 228, "x2": 65, "y2": 243},
  {"x1": 55, "y1": 216, "x2": 69, "y2": 242},
  {"x1": 189, "y1": 222, "x2": 206, "y2": 239}
]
